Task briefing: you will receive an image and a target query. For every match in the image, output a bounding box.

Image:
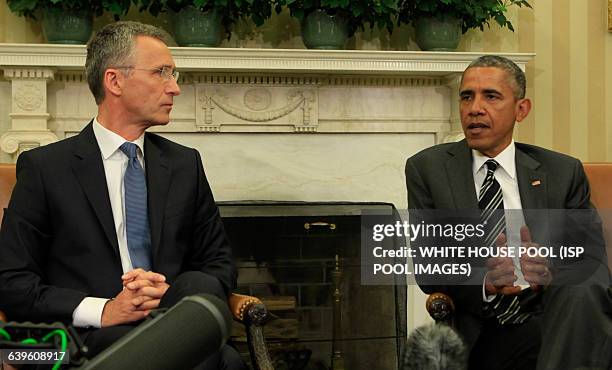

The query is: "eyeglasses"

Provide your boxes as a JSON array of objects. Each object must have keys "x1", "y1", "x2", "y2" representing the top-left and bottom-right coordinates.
[{"x1": 113, "y1": 65, "x2": 179, "y2": 81}]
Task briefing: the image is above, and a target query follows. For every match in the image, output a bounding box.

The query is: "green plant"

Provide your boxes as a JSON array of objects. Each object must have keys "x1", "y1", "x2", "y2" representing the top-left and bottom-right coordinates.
[
  {"x1": 7, "y1": 0, "x2": 132, "y2": 19},
  {"x1": 138, "y1": 0, "x2": 274, "y2": 36},
  {"x1": 397, "y1": 0, "x2": 532, "y2": 33},
  {"x1": 275, "y1": 0, "x2": 399, "y2": 37}
]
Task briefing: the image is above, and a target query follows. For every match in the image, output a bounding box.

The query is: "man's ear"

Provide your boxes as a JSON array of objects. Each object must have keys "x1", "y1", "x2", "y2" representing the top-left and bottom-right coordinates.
[
  {"x1": 103, "y1": 68, "x2": 124, "y2": 98},
  {"x1": 515, "y1": 98, "x2": 531, "y2": 123}
]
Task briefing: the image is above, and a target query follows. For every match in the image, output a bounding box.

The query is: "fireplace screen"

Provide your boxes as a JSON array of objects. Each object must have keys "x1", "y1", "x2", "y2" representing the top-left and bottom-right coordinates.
[{"x1": 220, "y1": 202, "x2": 407, "y2": 370}]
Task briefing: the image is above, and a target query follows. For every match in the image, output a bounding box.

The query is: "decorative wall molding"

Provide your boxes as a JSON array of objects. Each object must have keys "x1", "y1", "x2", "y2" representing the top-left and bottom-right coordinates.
[
  {"x1": 3, "y1": 67, "x2": 54, "y2": 80},
  {"x1": 0, "y1": 44, "x2": 533, "y2": 75},
  {"x1": 196, "y1": 86, "x2": 318, "y2": 132},
  {"x1": 2, "y1": 66, "x2": 58, "y2": 159},
  {"x1": 15, "y1": 83, "x2": 44, "y2": 111},
  {"x1": 187, "y1": 74, "x2": 322, "y2": 86},
  {"x1": 186, "y1": 74, "x2": 446, "y2": 87},
  {"x1": 54, "y1": 72, "x2": 86, "y2": 83},
  {"x1": 0, "y1": 130, "x2": 58, "y2": 155}
]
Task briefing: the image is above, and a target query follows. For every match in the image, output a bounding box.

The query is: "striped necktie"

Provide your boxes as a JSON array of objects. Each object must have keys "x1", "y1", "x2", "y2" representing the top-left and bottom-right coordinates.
[
  {"x1": 478, "y1": 159, "x2": 505, "y2": 248},
  {"x1": 120, "y1": 142, "x2": 152, "y2": 271},
  {"x1": 479, "y1": 159, "x2": 530, "y2": 325}
]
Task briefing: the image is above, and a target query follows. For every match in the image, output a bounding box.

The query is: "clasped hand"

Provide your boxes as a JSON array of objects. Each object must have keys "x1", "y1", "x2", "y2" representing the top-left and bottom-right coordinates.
[
  {"x1": 485, "y1": 226, "x2": 553, "y2": 296},
  {"x1": 101, "y1": 268, "x2": 170, "y2": 327}
]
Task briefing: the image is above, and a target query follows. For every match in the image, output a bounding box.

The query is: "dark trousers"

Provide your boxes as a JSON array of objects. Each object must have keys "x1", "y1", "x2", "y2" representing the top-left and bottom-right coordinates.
[
  {"x1": 469, "y1": 316, "x2": 541, "y2": 370},
  {"x1": 469, "y1": 280, "x2": 612, "y2": 370},
  {"x1": 79, "y1": 271, "x2": 246, "y2": 370}
]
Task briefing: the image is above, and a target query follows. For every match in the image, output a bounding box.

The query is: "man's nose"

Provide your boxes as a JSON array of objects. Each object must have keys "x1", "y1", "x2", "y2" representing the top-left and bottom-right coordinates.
[
  {"x1": 469, "y1": 96, "x2": 485, "y2": 115},
  {"x1": 166, "y1": 77, "x2": 181, "y2": 96}
]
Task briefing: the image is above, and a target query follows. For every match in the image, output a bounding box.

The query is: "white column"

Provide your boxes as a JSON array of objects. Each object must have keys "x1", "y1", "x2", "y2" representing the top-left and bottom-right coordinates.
[{"x1": 0, "y1": 68, "x2": 59, "y2": 161}]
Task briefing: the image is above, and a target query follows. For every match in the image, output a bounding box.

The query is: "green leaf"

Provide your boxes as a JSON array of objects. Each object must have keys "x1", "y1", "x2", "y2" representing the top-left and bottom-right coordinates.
[{"x1": 494, "y1": 14, "x2": 506, "y2": 26}]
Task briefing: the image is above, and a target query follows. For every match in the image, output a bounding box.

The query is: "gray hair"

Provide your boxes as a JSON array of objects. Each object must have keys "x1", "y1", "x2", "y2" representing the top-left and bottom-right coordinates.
[
  {"x1": 462, "y1": 55, "x2": 526, "y2": 100},
  {"x1": 85, "y1": 21, "x2": 168, "y2": 104}
]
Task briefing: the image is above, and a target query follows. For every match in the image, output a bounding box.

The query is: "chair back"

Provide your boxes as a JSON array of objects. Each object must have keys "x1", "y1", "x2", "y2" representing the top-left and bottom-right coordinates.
[
  {"x1": 0, "y1": 163, "x2": 16, "y2": 225},
  {"x1": 584, "y1": 163, "x2": 612, "y2": 209},
  {"x1": 583, "y1": 163, "x2": 612, "y2": 269}
]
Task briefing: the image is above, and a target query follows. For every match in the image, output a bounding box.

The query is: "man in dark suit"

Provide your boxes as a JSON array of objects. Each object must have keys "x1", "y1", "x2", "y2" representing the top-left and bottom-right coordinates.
[
  {"x1": 406, "y1": 55, "x2": 611, "y2": 369},
  {"x1": 0, "y1": 21, "x2": 244, "y2": 369}
]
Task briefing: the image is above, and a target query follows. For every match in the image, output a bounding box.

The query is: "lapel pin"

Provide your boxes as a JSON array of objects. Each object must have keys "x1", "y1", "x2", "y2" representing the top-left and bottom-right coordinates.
[{"x1": 531, "y1": 180, "x2": 541, "y2": 186}]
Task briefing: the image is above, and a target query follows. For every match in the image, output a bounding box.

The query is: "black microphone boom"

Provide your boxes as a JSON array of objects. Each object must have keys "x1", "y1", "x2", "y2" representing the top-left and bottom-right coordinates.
[{"x1": 80, "y1": 294, "x2": 232, "y2": 370}]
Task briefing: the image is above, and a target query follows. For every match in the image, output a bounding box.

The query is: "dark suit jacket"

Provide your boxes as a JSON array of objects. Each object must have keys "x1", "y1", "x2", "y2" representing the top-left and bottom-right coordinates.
[
  {"x1": 0, "y1": 123, "x2": 236, "y2": 324},
  {"x1": 405, "y1": 139, "x2": 594, "y2": 349}
]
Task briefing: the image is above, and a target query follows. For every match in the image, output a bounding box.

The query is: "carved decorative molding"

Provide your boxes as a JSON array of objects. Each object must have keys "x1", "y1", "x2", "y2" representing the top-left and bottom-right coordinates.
[
  {"x1": 54, "y1": 72, "x2": 86, "y2": 83},
  {"x1": 0, "y1": 130, "x2": 58, "y2": 155},
  {"x1": 188, "y1": 74, "x2": 322, "y2": 86},
  {"x1": 196, "y1": 86, "x2": 318, "y2": 132},
  {"x1": 1, "y1": 66, "x2": 57, "y2": 157},
  {"x1": 0, "y1": 44, "x2": 533, "y2": 75},
  {"x1": 15, "y1": 83, "x2": 44, "y2": 111},
  {"x1": 243, "y1": 88, "x2": 272, "y2": 111},
  {"x1": 186, "y1": 73, "x2": 446, "y2": 87},
  {"x1": 3, "y1": 67, "x2": 54, "y2": 80}
]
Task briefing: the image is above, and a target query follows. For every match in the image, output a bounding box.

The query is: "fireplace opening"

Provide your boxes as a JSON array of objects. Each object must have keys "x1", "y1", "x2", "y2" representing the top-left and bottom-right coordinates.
[{"x1": 220, "y1": 201, "x2": 407, "y2": 370}]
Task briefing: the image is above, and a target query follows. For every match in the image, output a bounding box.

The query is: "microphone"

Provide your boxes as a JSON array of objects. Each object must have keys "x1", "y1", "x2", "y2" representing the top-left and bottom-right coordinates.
[
  {"x1": 403, "y1": 323, "x2": 467, "y2": 370},
  {"x1": 79, "y1": 294, "x2": 232, "y2": 370}
]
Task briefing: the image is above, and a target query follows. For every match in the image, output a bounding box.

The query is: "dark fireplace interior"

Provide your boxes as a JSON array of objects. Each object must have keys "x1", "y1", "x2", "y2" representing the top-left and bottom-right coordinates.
[{"x1": 220, "y1": 201, "x2": 406, "y2": 370}]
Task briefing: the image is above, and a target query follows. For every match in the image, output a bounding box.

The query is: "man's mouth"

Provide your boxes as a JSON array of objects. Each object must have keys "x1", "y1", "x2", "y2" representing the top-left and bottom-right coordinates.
[{"x1": 466, "y1": 123, "x2": 490, "y2": 133}]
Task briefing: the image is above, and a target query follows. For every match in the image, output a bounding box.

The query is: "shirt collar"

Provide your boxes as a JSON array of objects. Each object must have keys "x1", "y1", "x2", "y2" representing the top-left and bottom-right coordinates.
[
  {"x1": 93, "y1": 118, "x2": 145, "y2": 160},
  {"x1": 472, "y1": 140, "x2": 516, "y2": 179}
]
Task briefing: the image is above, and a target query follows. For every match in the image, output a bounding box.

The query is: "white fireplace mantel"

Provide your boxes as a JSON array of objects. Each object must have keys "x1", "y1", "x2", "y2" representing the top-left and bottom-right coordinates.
[
  {"x1": 0, "y1": 43, "x2": 534, "y2": 157},
  {"x1": 0, "y1": 43, "x2": 533, "y2": 74}
]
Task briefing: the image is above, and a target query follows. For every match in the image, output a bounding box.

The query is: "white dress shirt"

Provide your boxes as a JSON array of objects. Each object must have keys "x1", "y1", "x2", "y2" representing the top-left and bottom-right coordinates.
[
  {"x1": 472, "y1": 141, "x2": 529, "y2": 301},
  {"x1": 72, "y1": 118, "x2": 146, "y2": 328}
]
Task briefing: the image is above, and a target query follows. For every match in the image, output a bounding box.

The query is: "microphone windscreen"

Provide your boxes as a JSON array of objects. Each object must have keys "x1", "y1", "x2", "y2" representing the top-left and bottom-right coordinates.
[
  {"x1": 403, "y1": 323, "x2": 467, "y2": 370},
  {"x1": 81, "y1": 293, "x2": 232, "y2": 370}
]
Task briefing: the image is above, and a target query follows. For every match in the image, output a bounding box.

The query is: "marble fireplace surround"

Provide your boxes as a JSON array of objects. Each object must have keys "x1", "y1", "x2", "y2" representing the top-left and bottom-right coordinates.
[{"x1": 0, "y1": 44, "x2": 533, "y2": 329}]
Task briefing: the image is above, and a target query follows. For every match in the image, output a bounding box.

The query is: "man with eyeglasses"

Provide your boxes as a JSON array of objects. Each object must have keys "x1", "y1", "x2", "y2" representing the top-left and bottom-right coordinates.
[{"x1": 0, "y1": 21, "x2": 244, "y2": 369}]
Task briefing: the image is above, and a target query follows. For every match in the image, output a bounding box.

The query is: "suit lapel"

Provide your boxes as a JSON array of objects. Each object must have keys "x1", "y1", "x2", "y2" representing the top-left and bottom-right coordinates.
[
  {"x1": 144, "y1": 134, "x2": 171, "y2": 264},
  {"x1": 515, "y1": 146, "x2": 548, "y2": 242},
  {"x1": 445, "y1": 140, "x2": 479, "y2": 209},
  {"x1": 516, "y1": 147, "x2": 547, "y2": 210},
  {"x1": 71, "y1": 122, "x2": 120, "y2": 259}
]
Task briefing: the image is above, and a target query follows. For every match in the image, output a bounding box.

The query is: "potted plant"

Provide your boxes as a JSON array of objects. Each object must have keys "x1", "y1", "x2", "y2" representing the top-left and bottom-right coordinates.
[
  {"x1": 6, "y1": 0, "x2": 133, "y2": 44},
  {"x1": 397, "y1": 0, "x2": 532, "y2": 51},
  {"x1": 137, "y1": 0, "x2": 274, "y2": 47},
  {"x1": 275, "y1": 0, "x2": 398, "y2": 49}
]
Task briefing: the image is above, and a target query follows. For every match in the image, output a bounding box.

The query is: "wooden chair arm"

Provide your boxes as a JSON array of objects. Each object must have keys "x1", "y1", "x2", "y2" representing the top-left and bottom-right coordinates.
[
  {"x1": 228, "y1": 293, "x2": 274, "y2": 370},
  {"x1": 229, "y1": 293, "x2": 263, "y2": 323},
  {"x1": 426, "y1": 292, "x2": 455, "y2": 323}
]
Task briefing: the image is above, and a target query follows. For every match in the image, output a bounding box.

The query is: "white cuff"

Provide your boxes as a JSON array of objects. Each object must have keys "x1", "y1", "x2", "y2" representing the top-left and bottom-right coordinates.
[{"x1": 72, "y1": 297, "x2": 109, "y2": 328}]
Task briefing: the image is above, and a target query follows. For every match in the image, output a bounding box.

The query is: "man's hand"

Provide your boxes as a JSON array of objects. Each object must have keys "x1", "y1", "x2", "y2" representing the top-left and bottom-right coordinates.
[
  {"x1": 101, "y1": 269, "x2": 170, "y2": 327},
  {"x1": 101, "y1": 287, "x2": 152, "y2": 327},
  {"x1": 122, "y1": 268, "x2": 167, "y2": 286},
  {"x1": 519, "y1": 226, "x2": 552, "y2": 292},
  {"x1": 485, "y1": 233, "x2": 521, "y2": 296},
  {"x1": 122, "y1": 268, "x2": 169, "y2": 311}
]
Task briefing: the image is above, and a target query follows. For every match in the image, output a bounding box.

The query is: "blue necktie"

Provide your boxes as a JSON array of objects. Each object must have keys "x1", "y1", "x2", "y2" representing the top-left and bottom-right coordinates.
[{"x1": 120, "y1": 142, "x2": 152, "y2": 271}]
